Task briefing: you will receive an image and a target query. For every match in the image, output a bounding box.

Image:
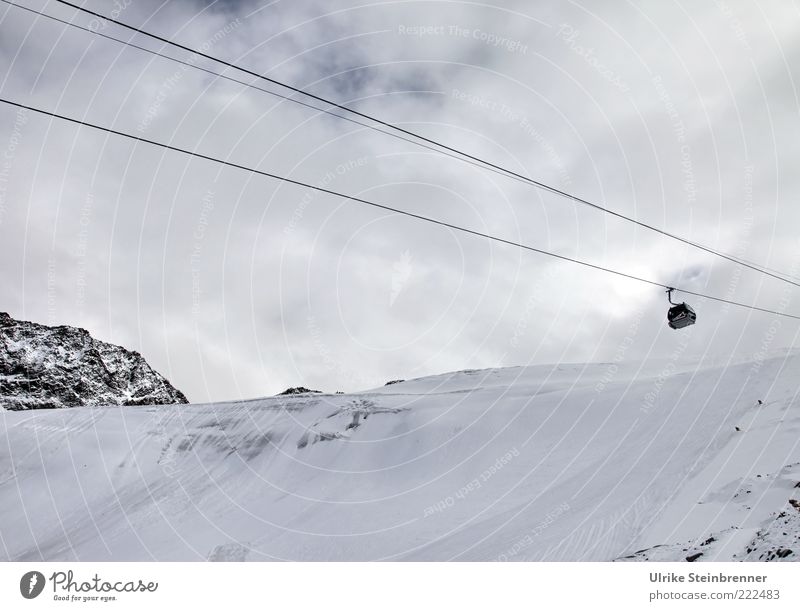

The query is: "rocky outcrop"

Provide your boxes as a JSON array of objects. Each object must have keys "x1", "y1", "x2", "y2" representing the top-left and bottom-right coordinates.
[
  {"x1": 277, "y1": 387, "x2": 321, "y2": 396},
  {"x1": 0, "y1": 312, "x2": 188, "y2": 410}
]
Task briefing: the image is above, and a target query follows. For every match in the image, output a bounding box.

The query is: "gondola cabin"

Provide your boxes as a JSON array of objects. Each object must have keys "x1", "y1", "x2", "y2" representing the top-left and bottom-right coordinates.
[
  {"x1": 665, "y1": 288, "x2": 696, "y2": 329},
  {"x1": 667, "y1": 302, "x2": 696, "y2": 329}
]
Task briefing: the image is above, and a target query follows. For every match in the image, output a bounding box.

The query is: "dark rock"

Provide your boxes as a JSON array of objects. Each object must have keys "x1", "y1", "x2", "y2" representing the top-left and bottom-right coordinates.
[
  {"x1": 701, "y1": 537, "x2": 716, "y2": 546},
  {"x1": 384, "y1": 379, "x2": 405, "y2": 386},
  {"x1": 277, "y1": 387, "x2": 321, "y2": 396},
  {"x1": 685, "y1": 552, "x2": 703, "y2": 562},
  {"x1": 0, "y1": 312, "x2": 187, "y2": 410},
  {"x1": 775, "y1": 548, "x2": 793, "y2": 559}
]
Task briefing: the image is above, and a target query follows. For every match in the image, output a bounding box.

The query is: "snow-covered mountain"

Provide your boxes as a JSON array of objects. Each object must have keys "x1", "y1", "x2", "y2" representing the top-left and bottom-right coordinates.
[
  {"x1": 0, "y1": 352, "x2": 798, "y2": 561},
  {"x1": 0, "y1": 312, "x2": 187, "y2": 410}
]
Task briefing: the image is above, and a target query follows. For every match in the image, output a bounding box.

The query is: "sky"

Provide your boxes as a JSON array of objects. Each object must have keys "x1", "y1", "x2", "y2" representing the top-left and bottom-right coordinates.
[{"x1": 1, "y1": 0, "x2": 799, "y2": 402}]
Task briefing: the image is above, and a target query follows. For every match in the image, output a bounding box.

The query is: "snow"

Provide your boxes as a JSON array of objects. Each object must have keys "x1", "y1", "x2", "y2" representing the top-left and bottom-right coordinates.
[{"x1": 0, "y1": 353, "x2": 798, "y2": 561}]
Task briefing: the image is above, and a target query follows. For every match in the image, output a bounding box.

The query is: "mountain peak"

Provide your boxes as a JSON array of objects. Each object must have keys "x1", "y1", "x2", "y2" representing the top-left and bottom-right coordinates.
[{"x1": 0, "y1": 312, "x2": 188, "y2": 410}]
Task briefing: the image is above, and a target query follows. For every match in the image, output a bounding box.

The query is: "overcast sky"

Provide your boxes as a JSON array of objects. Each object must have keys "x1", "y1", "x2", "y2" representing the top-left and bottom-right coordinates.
[{"x1": 1, "y1": 0, "x2": 799, "y2": 402}]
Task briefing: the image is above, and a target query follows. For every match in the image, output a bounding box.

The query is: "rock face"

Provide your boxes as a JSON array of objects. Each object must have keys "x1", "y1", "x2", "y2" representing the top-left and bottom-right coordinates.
[
  {"x1": 276, "y1": 387, "x2": 321, "y2": 396},
  {"x1": 0, "y1": 312, "x2": 188, "y2": 410}
]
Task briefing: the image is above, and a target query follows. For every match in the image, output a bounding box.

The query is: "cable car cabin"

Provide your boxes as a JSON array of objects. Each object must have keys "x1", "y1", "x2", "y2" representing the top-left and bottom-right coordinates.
[{"x1": 667, "y1": 303, "x2": 696, "y2": 329}]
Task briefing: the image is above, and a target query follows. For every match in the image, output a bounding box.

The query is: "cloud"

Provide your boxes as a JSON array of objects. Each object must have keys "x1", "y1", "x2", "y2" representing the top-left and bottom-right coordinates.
[{"x1": 1, "y1": 0, "x2": 799, "y2": 401}]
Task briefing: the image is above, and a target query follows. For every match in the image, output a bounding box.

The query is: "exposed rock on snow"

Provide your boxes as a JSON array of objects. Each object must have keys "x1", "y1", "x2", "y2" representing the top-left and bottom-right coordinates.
[
  {"x1": 616, "y1": 463, "x2": 800, "y2": 563},
  {"x1": 277, "y1": 386, "x2": 321, "y2": 396},
  {"x1": 738, "y1": 496, "x2": 800, "y2": 562},
  {"x1": 0, "y1": 312, "x2": 187, "y2": 410}
]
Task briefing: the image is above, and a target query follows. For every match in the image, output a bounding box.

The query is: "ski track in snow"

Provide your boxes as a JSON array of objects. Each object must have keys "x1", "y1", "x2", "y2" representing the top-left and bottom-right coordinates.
[{"x1": 1, "y1": 354, "x2": 799, "y2": 561}]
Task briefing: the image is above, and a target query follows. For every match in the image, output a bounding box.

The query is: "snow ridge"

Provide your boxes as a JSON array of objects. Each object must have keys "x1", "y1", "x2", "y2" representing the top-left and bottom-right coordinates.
[{"x1": 1, "y1": 353, "x2": 798, "y2": 561}]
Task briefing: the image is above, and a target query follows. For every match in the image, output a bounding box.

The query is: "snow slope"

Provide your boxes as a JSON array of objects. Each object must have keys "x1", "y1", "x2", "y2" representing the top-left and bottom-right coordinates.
[{"x1": 1, "y1": 353, "x2": 798, "y2": 561}]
